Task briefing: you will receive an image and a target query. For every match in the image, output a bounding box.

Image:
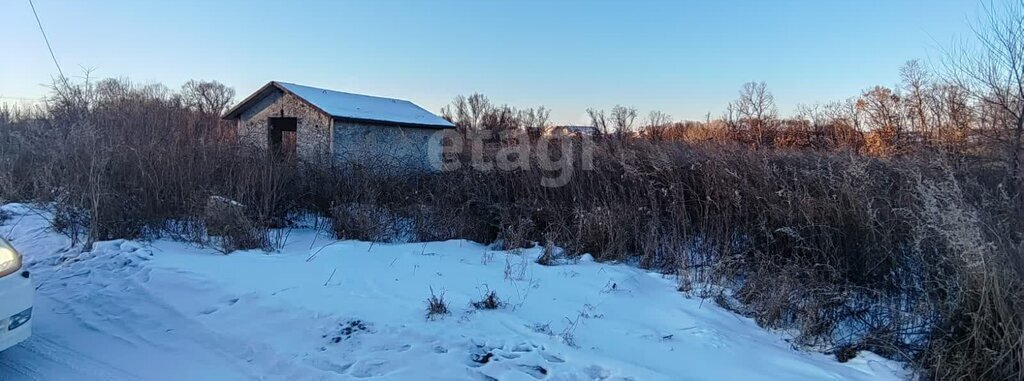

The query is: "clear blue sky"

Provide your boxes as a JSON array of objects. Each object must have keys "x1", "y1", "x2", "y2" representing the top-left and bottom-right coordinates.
[{"x1": 1, "y1": 0, "x2": 979, "y2": 124}]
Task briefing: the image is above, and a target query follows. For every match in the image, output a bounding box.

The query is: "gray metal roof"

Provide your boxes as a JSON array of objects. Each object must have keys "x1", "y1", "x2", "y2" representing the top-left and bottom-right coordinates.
[{"x1": 224, "y1": 81, "x2": 455, "y2": 129}]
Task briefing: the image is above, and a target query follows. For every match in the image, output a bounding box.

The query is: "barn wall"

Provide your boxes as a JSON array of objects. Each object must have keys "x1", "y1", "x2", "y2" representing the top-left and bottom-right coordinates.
[
  {"x1": 333, "y1": 120, "x2": 445, "y2": 172},
  {"x1": 237, "y1": 90, "x2": 333, "y2": 161}
]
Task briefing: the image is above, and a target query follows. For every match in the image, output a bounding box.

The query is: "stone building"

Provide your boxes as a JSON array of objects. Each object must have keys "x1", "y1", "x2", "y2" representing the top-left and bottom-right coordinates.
[{"x1": 223, "y1": 81, "x2": 454, "y2": 170}]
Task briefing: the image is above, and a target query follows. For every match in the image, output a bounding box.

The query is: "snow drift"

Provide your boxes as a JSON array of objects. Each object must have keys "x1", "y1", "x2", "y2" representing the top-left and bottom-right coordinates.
[{"x1": 0, "y1": 204, "x2": 903, "y2": 380}]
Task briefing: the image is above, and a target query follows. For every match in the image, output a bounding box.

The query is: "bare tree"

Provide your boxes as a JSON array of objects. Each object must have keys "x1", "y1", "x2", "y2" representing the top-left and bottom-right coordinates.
[
  {"x1": 824, "y1": 99, "x2": 866, "y2": 152},
  {"x1": 587, "y1": 108, "x2": 609, "y2": 135},
  {"x1": 517, "y1": 106, "x2": 550, "y2": 129},
  {"x1": 440, "y1": 93, "x2": 529, "y2": 134},
  {"x1": 945, "y1": 0, "x2": 1024, "y2": 189},
  {"x1": 610, "y1": 105, "x2": 638, "y2": 138},
  {"x1": 518, "y1": 106, "x2": 550, "y2": 140},
  {"x1": 48, "y1": 68, "x2": 96, "y2": 126},
  {"x1": 466, "y1": 94, "x2": 493, "y2": 130},
  {"x1": 901, "y1": 60, "x2": 934, "y2": 142},
  {"x1": 181, "y1": 80, "x2": 235, "y2": 117},
  {"x1": 796, "y1": 103, "x2": 827, "y2": 149},
  {"x1": 734, "y1": 81, "x2": 778, "y2": 149},
  {"x1": 441, "y1": 93, "x2": 488, "y2": 131},
  {"x1": 643, "y1": 110, "x2": 672, "y2": 141},
  {"x1": 722, "y1": 102, "x2": 739, "y2": 133},
  {"x1": 857, "y1": 86, "x2": 909, "y2": 156},
  {"x1": 932, "y1": 82, "x2": 975, "y2": 153}
]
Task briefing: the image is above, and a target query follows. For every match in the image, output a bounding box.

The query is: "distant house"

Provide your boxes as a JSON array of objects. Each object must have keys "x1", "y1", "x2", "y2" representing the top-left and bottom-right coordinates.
[
  {"x1": 550, "y1": 125, "x2": 600, "y2": 137},
  {"x1": 223, "y1": 81, "x2": 454, "y2": 171}
]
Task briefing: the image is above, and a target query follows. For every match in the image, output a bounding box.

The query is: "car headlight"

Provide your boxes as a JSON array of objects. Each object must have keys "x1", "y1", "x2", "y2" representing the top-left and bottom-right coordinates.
[{"x1": 0, "y1": 238, "x2": 22, "y2": 278}]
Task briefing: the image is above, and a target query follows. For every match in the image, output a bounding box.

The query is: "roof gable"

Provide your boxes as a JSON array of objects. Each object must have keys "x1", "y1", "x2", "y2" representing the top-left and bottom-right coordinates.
[{"x1": 224, "y1": 81, "x2": 455, "y2": 129}]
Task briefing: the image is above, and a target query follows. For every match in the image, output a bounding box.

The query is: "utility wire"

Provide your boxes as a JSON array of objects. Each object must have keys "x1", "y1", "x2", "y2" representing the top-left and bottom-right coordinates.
[{"x1": 28, "y1": 0, "x2": 66, "y2": 82}]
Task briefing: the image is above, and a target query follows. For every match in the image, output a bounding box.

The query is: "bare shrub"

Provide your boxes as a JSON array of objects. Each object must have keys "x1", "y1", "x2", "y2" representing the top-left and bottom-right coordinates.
[
  {"x1": 912, "y1": 168, "x2": 1024, "y2": 379},
  {"x1": 203, "y1": 196, "x2": 270, "y2": 253},
  {"x1": 214, "y1": 222, "x2": 269, "y2": 253},
  {"x1": 0, "y1": 76, "x2": 308, "y2": 252},
  {"x1": 560, "y1": 313, "x2": 584, "y2": 348},
  {"x1": 204, "y1": 196, "x2": 249, "y2": 236},
  {"x1": 471, "y1": 289, "x2": 504, "y2": 310},
  {"x1": 503, "y1": 251, "x2": 528, "y2": 281},
  {"x1": 496, "y1": 217, "x2": 534, "y2": 250},
  {"x1": 330, "y1": 202, "x2": 400, "y2": 242},
  {"x1": 425, "y1": 287, "x2": 450, "y2": 320},
  {"x1": 2, "y1": 72, "x2": 1022, "y2": 378},
  {"x1": 536, "y1": 233, "x2": 558, "y2": 266}
]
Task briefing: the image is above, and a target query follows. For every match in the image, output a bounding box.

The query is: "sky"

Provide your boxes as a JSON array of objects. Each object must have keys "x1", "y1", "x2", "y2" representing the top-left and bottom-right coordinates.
[{"x1": 1, "y1": 0, "x2": 980, "y2": 124}]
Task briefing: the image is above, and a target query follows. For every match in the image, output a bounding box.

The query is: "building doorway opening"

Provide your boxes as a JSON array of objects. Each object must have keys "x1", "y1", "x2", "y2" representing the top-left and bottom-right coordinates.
[{"x1": 268, "y1": 117, "x2": 297, "y2": 157}]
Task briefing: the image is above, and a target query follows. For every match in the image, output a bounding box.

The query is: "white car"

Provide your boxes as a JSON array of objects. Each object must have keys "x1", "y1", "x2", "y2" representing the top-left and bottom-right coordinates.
[{"x1": 0, "y1": 237, "x2": 32, "y2": 352}]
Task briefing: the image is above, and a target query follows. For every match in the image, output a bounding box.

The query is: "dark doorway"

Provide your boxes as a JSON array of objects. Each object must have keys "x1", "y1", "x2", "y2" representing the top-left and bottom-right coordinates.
[{"x1": 268, "y1": 117, "x2": 297, "y2": 157}]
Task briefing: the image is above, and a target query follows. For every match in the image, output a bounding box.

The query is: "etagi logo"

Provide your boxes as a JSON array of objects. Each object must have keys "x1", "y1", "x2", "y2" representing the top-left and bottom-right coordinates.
[{"x1": 428, "y1": 129, "x2": 595, "y2": 188}]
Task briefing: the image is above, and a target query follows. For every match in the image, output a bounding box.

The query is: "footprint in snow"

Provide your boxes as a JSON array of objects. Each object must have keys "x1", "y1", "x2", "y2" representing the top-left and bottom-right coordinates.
[
  {"x1": 347, "y1": 358, "x2": 392, "y2": 378},
  {"x1": 540, "y1": 351, "x2": 565, "y2": 363},
  {"x1": 304, "y1": 358, "x2": 353, "y2": 375},
  {"x1": 684, "y1": 327, "x2": 729, "y2": 349},
  {"x1": 198, "y1": 297, "x2": 240, "y2": 316}
]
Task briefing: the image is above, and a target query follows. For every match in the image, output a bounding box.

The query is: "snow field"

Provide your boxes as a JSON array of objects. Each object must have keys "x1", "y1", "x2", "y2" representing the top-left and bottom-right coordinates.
[{"x1": 0, "y1": 204, "x2": 904, "y2": 380}]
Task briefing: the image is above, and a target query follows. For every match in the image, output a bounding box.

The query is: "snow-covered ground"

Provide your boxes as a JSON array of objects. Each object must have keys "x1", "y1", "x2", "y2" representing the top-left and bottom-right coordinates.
[{"x1": 0, "y1": 204, "x2": 905, "y2": 380}]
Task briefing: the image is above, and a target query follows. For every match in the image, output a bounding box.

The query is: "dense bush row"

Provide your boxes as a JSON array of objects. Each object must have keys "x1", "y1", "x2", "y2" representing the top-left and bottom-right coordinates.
[{"x1": 1, "y1": 72, "x2": 1021, "y2": 378}]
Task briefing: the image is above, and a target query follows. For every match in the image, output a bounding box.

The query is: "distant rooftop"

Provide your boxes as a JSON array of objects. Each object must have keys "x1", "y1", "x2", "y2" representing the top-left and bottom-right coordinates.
[{"x1": 556, "y1": 125, "x2": 600, "y2": 135}]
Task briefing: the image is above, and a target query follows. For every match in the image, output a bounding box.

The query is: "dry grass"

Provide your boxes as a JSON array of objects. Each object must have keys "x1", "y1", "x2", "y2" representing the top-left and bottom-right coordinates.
[
  {"x1": 471, "y1": 289, "x2": 504, "y2": 310},
  {"x1": 0, "y1": 77, "x2": 1020, "y2": 378},
  {"x1": 426, "y1": 287, "x2": 451, "y2": 320}
]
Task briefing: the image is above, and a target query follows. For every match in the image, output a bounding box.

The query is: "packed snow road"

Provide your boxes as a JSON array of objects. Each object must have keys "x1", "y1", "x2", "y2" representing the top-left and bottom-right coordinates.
[
  {"x1": 0, "y1": 204, "x2": 905, "y2": 380},
  {"x1": 0, "y1": 295, "x2": 151, "y2": 380}
]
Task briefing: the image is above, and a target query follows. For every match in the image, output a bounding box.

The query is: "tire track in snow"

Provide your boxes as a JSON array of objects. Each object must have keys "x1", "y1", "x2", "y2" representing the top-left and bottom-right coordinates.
[
  {"x1": 2, "y1": 240, "x2": 347, "y2": 380},
  {"x1": 0, "y1": 297, "x2": 139, "y2": 381}
]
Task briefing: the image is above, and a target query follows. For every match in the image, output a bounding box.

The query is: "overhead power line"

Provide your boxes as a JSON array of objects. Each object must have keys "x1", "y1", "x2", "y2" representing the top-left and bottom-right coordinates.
[{"x1": 28, "y1": 0, "x2": 66, "y2": 81}]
